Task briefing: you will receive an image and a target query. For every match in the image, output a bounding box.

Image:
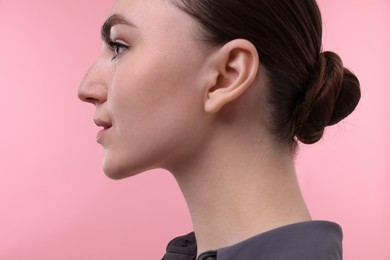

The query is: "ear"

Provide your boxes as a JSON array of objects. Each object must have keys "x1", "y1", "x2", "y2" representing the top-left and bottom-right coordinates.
[{"x1": 204, "y1": 39, "x2": 259, "y2": 113}]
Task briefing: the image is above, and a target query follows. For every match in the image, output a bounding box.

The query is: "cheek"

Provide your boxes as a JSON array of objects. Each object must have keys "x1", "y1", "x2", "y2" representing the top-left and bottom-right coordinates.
[
  {"x1": 104, "y1": 55, "x2": 207, "y2": 176},
  {"x1": 111, "y1": 57, "x2": 199, "y2": 134}
]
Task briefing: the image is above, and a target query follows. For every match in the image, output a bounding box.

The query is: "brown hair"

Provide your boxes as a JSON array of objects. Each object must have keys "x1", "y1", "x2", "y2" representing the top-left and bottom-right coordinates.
[{"x1": 171, "y1": 0, "x2": 361, "y2": 149}]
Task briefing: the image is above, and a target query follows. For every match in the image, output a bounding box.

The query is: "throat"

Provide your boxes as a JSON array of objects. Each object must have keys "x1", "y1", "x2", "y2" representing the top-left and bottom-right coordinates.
[
  {"x1": 169, "y1": 129, "x2": 311, "y2": 256},
  {"x1": 173, "y1": 161, "x2": 311, "y2": 256}
]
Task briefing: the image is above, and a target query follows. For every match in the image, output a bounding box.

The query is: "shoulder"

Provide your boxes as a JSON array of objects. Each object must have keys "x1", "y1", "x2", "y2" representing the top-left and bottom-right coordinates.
[
  {"x1": 217, "y1": 221, "x2": 343, "y2": 260},
  {"x1": 163, "y1": 221, "x2": 343, "y2": 260}
]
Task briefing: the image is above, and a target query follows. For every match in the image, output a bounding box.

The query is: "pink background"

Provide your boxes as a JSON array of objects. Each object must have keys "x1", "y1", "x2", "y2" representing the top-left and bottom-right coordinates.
[{"x1": 0, "y1": 0, "x2": 389, "y2": 259}]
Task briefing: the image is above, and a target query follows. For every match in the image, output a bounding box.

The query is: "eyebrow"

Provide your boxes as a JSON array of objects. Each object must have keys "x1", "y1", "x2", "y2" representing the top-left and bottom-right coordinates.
[{"x1": 101, "y1": 14, "x2": 137, "y2": 43}]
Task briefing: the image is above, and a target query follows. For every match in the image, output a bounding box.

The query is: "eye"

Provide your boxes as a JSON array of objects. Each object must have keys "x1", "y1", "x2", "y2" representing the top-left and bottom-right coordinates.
[{"x1": 108, "y1": 40, "x2": 129, "y2": 61}]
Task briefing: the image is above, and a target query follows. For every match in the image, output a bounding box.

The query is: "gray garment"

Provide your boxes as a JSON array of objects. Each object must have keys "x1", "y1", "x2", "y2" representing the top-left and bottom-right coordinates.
[{"x1": 162, "y1": 220, "x2": 343, "y2": 260}]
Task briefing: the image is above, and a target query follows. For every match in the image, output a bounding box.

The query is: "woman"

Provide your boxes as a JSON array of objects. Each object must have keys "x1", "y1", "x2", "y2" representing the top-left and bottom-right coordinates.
[{"x1": 78, "y1": 0, "x2": 360, "y2": 259}]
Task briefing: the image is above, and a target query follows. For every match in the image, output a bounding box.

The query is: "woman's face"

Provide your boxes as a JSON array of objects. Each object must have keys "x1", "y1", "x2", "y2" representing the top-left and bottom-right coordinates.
[{"x1": 78, "y1": 0, "x2": 214, "y2": 179}]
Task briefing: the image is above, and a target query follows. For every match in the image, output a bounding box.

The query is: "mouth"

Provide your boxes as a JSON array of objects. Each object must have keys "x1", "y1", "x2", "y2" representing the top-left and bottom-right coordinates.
[
  {"x1": 94, "y1": 118, "x2": 112, "y2": 129},
  {"x1": 94, "y1": 119, "x2": 112, "y2": 141}
]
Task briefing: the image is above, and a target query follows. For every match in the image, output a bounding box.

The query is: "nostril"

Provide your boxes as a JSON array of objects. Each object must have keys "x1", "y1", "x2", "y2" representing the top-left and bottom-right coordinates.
[
  {"x1": 84, "y1": 97, "x2": 99, "y2": 104},
  {"x1": 78, "y1": 87, "x2": 101, "y2": 104},
  {"x1": 78, "y1": 90, "x2": 95, "y2": 103},
  {"x1": 78, "y1": 81, "x2": 107, "y2": 104}
]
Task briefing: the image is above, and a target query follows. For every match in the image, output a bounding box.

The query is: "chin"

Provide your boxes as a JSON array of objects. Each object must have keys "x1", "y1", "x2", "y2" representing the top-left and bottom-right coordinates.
[
  {"x1": 102, "y1": 163, "x2": 138, "y2": 180},
  {"x1": 103, "y1": 170, "x2": 127, "y2": 180},
  {"x1": 101, "y1": 155, "x2": 151, "y2": 180}
]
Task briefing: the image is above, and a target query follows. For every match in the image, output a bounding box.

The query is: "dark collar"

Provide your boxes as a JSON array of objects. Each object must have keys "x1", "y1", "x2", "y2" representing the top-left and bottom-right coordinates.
[{"x1": 162, "y1": 220, "x2": 343, "y2": 260}]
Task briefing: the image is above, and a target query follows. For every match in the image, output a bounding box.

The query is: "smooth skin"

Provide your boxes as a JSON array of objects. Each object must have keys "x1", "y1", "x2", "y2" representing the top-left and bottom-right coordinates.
[{"x1": 78, "y1": 0, "x2": 311, "y2": 257}]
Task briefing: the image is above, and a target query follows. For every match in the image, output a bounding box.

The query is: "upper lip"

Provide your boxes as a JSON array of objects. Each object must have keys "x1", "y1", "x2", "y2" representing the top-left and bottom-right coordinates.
[{"x1": 94, "y1": 118, "x2": 112, "y2": 129}]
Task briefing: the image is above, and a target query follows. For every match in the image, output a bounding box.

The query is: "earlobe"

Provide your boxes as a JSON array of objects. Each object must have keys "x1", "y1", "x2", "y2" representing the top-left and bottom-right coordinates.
[{"x1": 204, "y1": 39, "x2": 259, "y2": 113}]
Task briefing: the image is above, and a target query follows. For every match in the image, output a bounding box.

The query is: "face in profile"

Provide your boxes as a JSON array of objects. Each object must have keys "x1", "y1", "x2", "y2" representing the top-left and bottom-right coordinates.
[{"x1": 78, "y1": 0, "x2": 215, "y2": 179}]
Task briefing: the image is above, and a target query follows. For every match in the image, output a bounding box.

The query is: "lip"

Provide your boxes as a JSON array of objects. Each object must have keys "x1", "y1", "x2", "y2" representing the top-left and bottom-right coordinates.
[
  {"x1": 94, "y1": 118, "x2": 112, "y2": 142},
  {"x1": 96, "y1": 127, "x2": 110, "y2": 142}
]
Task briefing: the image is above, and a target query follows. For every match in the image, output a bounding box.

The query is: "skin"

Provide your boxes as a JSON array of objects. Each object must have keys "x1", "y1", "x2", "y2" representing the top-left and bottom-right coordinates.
[{"x1": 78, "y1": 0, "x2": 311, "y2": 257}]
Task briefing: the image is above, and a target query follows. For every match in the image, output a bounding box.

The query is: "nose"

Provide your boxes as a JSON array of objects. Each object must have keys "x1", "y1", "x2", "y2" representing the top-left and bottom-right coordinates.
[{"x1": 78, "y1": 60, "x2": 108, "y2": 105}]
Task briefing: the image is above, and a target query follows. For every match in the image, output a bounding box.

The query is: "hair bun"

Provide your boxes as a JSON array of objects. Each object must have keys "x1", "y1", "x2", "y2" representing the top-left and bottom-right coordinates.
[{"x1": 295, "y1": 51, "x2": 361, "y2": 144}]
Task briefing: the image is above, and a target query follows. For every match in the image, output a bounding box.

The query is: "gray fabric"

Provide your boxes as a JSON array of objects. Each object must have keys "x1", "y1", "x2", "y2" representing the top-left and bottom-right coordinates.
[{"x1": 163, "y1": 220, "x2": 343, "y2": 260}]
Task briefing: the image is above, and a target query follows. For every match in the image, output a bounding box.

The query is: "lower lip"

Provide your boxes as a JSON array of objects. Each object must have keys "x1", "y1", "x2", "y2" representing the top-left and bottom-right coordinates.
[{"x1": 96, "y1": 128, "x2": 110, "y2": 142}]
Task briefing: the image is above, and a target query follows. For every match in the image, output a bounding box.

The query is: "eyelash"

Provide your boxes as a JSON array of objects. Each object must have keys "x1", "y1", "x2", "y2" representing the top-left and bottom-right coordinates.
[{"x1": 108, "y1": 40, "x2": 129, "y2": 61}]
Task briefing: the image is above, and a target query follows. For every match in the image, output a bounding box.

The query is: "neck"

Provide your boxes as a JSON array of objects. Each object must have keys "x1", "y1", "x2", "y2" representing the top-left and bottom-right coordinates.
[{"x1": 169, "y1": 128, "x2": 311, "y2": 256}]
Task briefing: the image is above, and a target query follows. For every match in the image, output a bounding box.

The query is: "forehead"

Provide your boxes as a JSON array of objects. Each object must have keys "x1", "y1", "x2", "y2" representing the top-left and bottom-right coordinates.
[{"x1": 107, "y1": 0, "x2": 196, "y2": 37}]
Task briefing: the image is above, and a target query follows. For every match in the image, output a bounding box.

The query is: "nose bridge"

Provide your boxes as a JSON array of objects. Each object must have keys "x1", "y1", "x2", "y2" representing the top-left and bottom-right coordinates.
[{"x1": 78, "y1": 59, "x2": 109, "y2": 104}]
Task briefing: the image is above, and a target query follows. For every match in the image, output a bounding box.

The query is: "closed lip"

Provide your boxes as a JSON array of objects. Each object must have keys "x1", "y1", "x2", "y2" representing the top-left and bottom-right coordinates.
[
  {"x1": 94, "y1": 118, "x2": 112, "y2": 141},
  {"x1": 94, "y1": 118, "x2": 112, "y2": 129}
]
